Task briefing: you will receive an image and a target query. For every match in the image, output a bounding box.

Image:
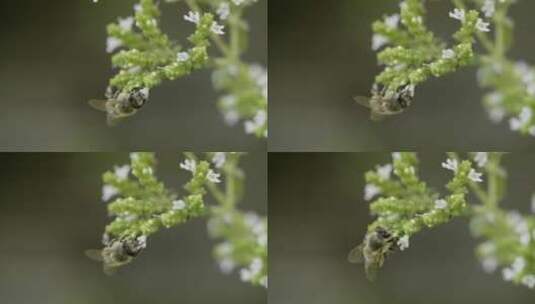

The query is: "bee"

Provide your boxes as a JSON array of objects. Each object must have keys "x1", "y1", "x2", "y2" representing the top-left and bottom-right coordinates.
[
  {"x1": 347, "y1": 227, "x2": 398, "y2": 281},
  {"x1": 85, "y1": 235, "x2": 147, "y2": 275},
  {"x1": 355, "y1": 84, "x2": 415, "y2": 121},
  {"x1": 89, "y1": 86, "x2": 150, "y2": 126}
]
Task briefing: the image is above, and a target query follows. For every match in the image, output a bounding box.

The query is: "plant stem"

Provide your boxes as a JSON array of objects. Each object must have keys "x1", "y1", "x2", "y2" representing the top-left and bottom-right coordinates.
[{"x1": 184, "y1": 0, "x2": 231, "y2": 56}]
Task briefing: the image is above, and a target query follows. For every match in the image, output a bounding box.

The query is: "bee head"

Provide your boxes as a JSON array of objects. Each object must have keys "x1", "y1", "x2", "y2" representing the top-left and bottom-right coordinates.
[
  {"x1": 128, "y1": 87, "x2": 150, "y2": 109},
  {"x1": 122, "y1": 235, "x2": 147, "y2": 257},
  {"x1": 396, "y1": 84, "x2": 415, "y2": 109},
  {"x1": 375, "y1": 227, "x2": 391, "y2": 239}
]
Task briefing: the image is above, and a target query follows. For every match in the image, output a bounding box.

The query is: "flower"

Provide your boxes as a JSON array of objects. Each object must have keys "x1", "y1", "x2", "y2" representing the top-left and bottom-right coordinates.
[
  {"x1": 441, "y1": 158, "x2": 458, "y2": 172},
  {"x1": 184, "y1": 11, "x2": 200, "y2": 24},
  {"x1": 384, "y1": 14, "x2": 400, "y2": 29},
  {"x1": 364, "y1": 184, "x2": 381, "y2": 201},
  {"x1": 207, "y1": 170, "x2": 221, "y2": 183},
  {"x1": 211, "y1": 22, "x2": 225, "y2": 35},
  {"x1": 435, "y1": 199, "x2": 448, "y2": 209},
  {"x1": 172, "y1": 200, "x2": 186, "y2": 211},
  {"x1": 474, "y1": 152, "x2": 488, "y2": 167},
  {"x1": 212, "y1": 152, "x2": 226, "y2": 168},
  {"x1": 509, "y1": 107, "x2": 532, "y2": 131},
  {"x1": 180, "y1": 158, "x2": 196, "y2": 172},
  {"x1": 468, "y1": 169, "x2": 483, "y2": 182},
  {"x1": 442, "y1": 49, "x2": 455, "y2": 59},
  {"x1": 217, "y1": 2, "x2": 230, "y2": 20},
  {"x1": 476, "y1": 19, "x2": 491, "y2": 32},
  {"x1": 376, "y1": 164, "x2": 393, "y2": 180},
  {"x1": 449, "y1": 8, "x2": 465, "y2": 21},
  {"x1": 102, "y1": 185, "x2": 119, "y2": 202},
  {"x1": 106, "y1": 37, "x2": 122, "y2": 53},
  {"x1": 372, "y1": 34, "x2": 389, "y2": 51},
  {"x1": 118, "y1": 16, "x2": 134, "y2": 31},
  {"x1": 482, "y1": 0, "x2": 496, "y2": 18},
  {"x1": 177, "y1": 52, "x2": 190, "y2": 62},
  {"x1": 114, "y1": 165, "x2": 130, "y2": 181},
  {"x1": 397, "y1": 235, "x2": 410, "y2": 251}
]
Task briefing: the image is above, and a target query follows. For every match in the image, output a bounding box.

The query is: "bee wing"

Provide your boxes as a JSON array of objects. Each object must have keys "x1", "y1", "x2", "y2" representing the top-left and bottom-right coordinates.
[
  {"x1": 354, "y1": 96, "x2": 372, "y2": 108},
  {"x1": 85, "y1": 249, "x2": 104, "y2": 262},
  {"x1": 370, "y1": 112, "x2": 387, "y2": 122},
  {"x1": 347, "y1": 244, "x2": 365, "y2": 264},
  {"x1": 88, "y1": 99, "x2": 108, "y2": 112},
  {"x1": 106, "y1": 114, "x2": 125, "y2": 127}
]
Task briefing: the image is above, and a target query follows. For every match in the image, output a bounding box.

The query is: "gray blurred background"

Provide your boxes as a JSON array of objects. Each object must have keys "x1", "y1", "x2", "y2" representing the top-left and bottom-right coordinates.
[
  {"x1": 0, "y1": 153, "x2": 266, "y2": 303},
  {"x1": 269, "y1": 0, "x2": 535, "y2": 151},
  {"x1": 0, "y1": 0, "x2": 266, "y2": 151},
  {"x1": 269, "y1": 153, "x2": 535, "y2": 304}
]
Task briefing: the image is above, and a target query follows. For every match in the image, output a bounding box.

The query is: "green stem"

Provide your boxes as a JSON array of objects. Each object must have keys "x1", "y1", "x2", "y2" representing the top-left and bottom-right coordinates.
[
  {"x1": 451, "y1": 0, "x2": 494, "y2": 52},
  {"x1": 184, "y1": 0, "x2": 232, "y2": 56}
]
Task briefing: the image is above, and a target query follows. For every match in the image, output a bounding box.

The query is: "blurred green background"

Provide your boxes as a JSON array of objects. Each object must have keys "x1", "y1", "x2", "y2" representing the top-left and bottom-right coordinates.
[
  {"x1": 0, "y1": 153, "x2": 266, "y2": 303},
  {"x1": 269, "y1": 153, "x2": 535, "y2": 304},
  {"x1": 0, "y1": 0, "x2": 266, "y2": 151},
  {"x1": 269, "y1": 0, "x2": 535, "y2": 151}
]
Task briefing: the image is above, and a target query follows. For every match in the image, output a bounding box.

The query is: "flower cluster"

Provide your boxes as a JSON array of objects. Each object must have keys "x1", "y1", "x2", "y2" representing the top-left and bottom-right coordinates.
[
  {"x1": 371, "y1": 0, "x2": 486, "y2": 96},
  {"x1": 357, "y1": 152, "x2": 535, "y2": 289},
  {"x1": 101, "y1": 152, "x2": 212, "y2": 241},
  {"x1": 92, "y1": 0, "x2": 267, "y2": 138},
  {"x1": 95, "y1": 152, "x2": 267, "y2": 288},
  {"x1": 363, "y1": 152, "x2": 478, "y2": 251},
  {"x1": 367, "y1": 0, "x2": 535, "y2": 138}
]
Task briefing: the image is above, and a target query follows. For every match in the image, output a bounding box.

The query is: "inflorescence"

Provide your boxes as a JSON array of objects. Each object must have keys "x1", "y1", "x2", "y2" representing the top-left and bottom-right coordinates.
[
  {"x1": 368, "y1": 0, "x2": 535, "y2": 138},
  {"x1": 92, "y1": 0, "x2": 267, "y2": 138},
  {"x1": 97, "y1": 152, "x2": 267, "y2": 288},
  {"x1": 359, "y1": 152, "x2": 535, "y2": 289}
]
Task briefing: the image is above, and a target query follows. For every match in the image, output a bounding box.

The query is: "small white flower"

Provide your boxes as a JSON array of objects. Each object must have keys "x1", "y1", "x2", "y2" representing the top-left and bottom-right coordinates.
[
  {"x1": 102, "y1": 185, "x2": 119, "y2": 202},
  {"x1": 449, "y1": 8, "x2": 466, "y2": 21},
  {"x1": 184, "y1": 11, "x2": 201, "y2": 24},
  {"x1": 364, "y1": 184, "x2": 381, "y2": 201},
  {"x1": 372, "y1": 34, "x2": 389, "y2": 51},
  {"x1": 482, "y1": 257, "x2": 498, "y2": 273},
  {"x1": 392, "y1": 152, "x2": 402, "y2": 161},
  {"x1": 502, "y1": 267, "x2": 516, "y2": 281},
  {"x1": 482, "y1": 0, "x2": 496, "y2": 18},
  {"x1": 211, "y1": 22, "x2": 225, "y2": 35},
  {"x1": 468, "y1": 169, "x2": 483, "y2": 183},
  {"x1": 172, "y1": 200, "x2": 186, "y2": 211},
  {"x1": 442, "y1": 158, "x2": 458, "y2": 172},
  {"x1": 219, "y1": 258, "x2": 236, "y2": 274},
  {"x1": 522, "y1": 275, "x2": 535, "y2": 289},
  {"x1": 474, "y1": 152, "x2": 488, "y2": 167},
  {"x1": 212, "y1": 152, "x2": 226, "y2": 168},
  {"x1": 217, "y1": 2, "x2": 230, "y2": 20},
  {"x1": 114, "y1": 165, "x2": 130, "y2": 181},
  {"x1": 106, "y1": 37, "x2": 123, "y2": 53},
  {"x1": 118, "y1": 16, "x2": 135, "y2": 31},
  {"x1": 435, "y1": 199, "x2": 448, "y2": 209},
  {"x1": 384, "y1": 14, "x2": 400, "y2": 29},
  {"x1": 397, "y1": 235, "x2": 410, "y2": 251},
  {"x1": 442, "y1": 49, "x2": 455, "y2": 60},
  {"x1": 509, "y1": 107, "x2": 532, "y2": 131},
  {"x1": 376, "y1": 164, "x2": 393, "y2": 180},
  {"x1": 180, "y1": 158, "x2": 197, "y2": 172},
  {"x1": 207, "y1": 170, "x2": 221, "y2": 183},
  {"x1": 476, "y1": 19, "x2": 491, "y2": 32},
  {"x1": 137, "y1": 235, "x2": 147, "y2": 249},
  {"x1": 177, "y1": 52, "x2": 190, "y2": 62}
]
